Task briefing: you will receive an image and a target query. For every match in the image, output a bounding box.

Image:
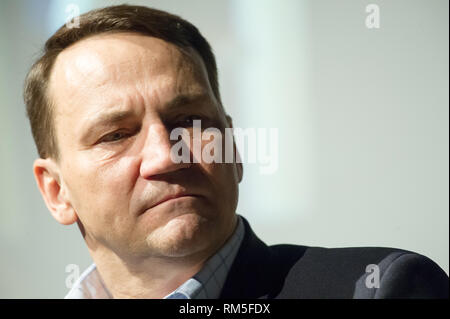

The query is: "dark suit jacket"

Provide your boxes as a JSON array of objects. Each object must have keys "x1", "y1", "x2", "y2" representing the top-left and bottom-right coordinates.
[{"x1": 220, "y1": 217, "x2": 449, "y2": 299}]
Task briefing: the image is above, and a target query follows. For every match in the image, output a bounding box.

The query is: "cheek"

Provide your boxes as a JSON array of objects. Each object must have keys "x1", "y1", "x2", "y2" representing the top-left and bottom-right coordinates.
[
  {"x1": 64, "y1": 155, "x2": 140, "y2": 221},
  {"x1": 199, "y1": 134, "x2": 239, "y2": 190},
  {"x1": 201, "y1": 160, "x2": 239, "y2": 207}
]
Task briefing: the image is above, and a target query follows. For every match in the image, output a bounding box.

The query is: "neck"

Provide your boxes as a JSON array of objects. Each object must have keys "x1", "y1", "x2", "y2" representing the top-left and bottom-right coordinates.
[
  {"x1": 94, "y1": 252, "x2": 206, "y2": 298},
  {"x1": 86, "y1": 216, "x2": 238, "y2": 299}
]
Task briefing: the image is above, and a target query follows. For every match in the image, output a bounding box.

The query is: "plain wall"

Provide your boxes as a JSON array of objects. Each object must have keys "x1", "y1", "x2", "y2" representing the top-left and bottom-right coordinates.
[{"x1": 0, "y1": 0, "x2": 448, "y2": 298}]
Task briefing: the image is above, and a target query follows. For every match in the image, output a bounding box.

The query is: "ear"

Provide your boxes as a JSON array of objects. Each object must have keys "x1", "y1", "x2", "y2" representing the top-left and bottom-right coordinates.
[
  {"x1": 33, "y1": 158, "x2": 77, "y2": 225},
  {"x1": 226, "y1": 115, "x2": 243, "y2": 183}
]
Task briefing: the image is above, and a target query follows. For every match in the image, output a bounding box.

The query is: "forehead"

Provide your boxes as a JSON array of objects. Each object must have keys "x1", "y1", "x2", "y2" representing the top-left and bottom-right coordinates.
[{"x1": 48, "y1": 32, "x2": 210, "y2": 118}]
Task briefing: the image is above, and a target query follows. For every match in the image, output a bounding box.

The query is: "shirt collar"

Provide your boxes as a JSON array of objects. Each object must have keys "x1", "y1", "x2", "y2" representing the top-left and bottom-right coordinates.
[{"x1": 65, "y1": 215, "x2": 245, "y2": 299}]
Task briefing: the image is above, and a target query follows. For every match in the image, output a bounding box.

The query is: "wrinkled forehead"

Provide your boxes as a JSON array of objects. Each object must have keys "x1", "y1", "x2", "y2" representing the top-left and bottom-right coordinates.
[{"x1": 48, "y1": 32, "x2": 210, "y2": 116}]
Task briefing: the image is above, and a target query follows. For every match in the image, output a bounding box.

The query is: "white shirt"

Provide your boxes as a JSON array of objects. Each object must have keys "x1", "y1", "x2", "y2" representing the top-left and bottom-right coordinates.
[{"x1": 65, "y1": 215, "x2": 245, "y2": 299}]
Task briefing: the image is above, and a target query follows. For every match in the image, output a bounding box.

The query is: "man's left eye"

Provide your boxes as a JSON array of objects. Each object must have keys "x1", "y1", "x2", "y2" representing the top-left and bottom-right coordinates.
[{"x1": 177, "y1": 115, "x2": 203, "y2": 127}]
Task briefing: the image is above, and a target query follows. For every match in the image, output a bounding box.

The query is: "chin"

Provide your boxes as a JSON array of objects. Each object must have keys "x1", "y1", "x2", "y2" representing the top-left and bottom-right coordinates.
[{"x1": 144, "y1": 213, "x2": 212, "y2": 258}]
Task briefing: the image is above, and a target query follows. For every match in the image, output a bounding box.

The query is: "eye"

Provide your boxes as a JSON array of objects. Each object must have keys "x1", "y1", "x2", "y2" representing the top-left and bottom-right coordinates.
[
  {"x1": 177, "y1": 115, "x2": 204, "y2": 127},
  {"x1": 98, "y1": 130, "x2": 130, "y2": 144}
]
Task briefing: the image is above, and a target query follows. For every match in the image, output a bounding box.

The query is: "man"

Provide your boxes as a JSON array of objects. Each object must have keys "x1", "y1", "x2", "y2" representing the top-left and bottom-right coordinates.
[{"x1": 24, "y1": 5, "x2": 448, "y2": 299}]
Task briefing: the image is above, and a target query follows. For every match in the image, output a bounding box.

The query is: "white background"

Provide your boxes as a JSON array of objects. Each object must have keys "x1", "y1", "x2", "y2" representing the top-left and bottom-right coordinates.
[{"x1": 0, "y1": 0, "x2": 448, "y2": 298}]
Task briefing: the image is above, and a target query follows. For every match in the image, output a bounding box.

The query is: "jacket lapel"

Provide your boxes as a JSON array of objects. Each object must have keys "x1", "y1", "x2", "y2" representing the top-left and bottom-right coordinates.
[{"x1": 220, "y1": 217, "x2": 279, "y2": 298}]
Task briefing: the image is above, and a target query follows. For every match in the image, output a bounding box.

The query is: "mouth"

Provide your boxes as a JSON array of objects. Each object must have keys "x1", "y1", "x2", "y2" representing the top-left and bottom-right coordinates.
[{"x1": 149, "y1": 194, "x2": 201, "y2": 210}]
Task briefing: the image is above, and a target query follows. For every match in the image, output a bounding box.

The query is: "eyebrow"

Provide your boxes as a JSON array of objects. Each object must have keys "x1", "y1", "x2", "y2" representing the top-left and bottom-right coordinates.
[
  {"x1": 79, "y1": 109, "x2": 138, "y2": 143},
  {"x1": 91, "y1": 110, "x2": 136, "y2": 127},
  {"x1": 164, "y1": 92, "x2": 210, "y2": 111},
  {"x1": 79, "y1": 93, "x2": 211, "y2": 142}
]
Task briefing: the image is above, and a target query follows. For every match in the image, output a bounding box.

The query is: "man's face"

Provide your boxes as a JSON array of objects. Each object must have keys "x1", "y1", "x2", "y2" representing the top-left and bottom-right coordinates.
[{"x1": 47, "y1": 33, "x2": 242, "y2": 259}]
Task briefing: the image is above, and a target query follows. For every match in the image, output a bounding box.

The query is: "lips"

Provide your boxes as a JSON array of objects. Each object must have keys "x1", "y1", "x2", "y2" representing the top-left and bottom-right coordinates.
[{"x1": 149, "y1": 193, "x2": 200, "y2": 210}]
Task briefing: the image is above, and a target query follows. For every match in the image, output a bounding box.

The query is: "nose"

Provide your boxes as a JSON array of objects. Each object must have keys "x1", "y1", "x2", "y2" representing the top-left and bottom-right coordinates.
[{"x1": 139, "y1": 123, "x2": 191, "y2": 178}]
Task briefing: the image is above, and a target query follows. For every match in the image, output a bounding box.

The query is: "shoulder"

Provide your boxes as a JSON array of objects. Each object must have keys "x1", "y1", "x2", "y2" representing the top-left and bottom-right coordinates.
[
  {"x1": 230, "y1": 217, "x2": 448, "y2": 299},
  {"x1": 269, "y1": 244, "x2": 448, "y2": 298}
]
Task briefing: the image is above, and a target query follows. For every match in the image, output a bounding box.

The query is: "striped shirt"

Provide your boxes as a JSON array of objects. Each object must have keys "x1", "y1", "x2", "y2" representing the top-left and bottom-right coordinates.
[{"x1": 65, "y1": 215, "x2": 245, "y2": 299}]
